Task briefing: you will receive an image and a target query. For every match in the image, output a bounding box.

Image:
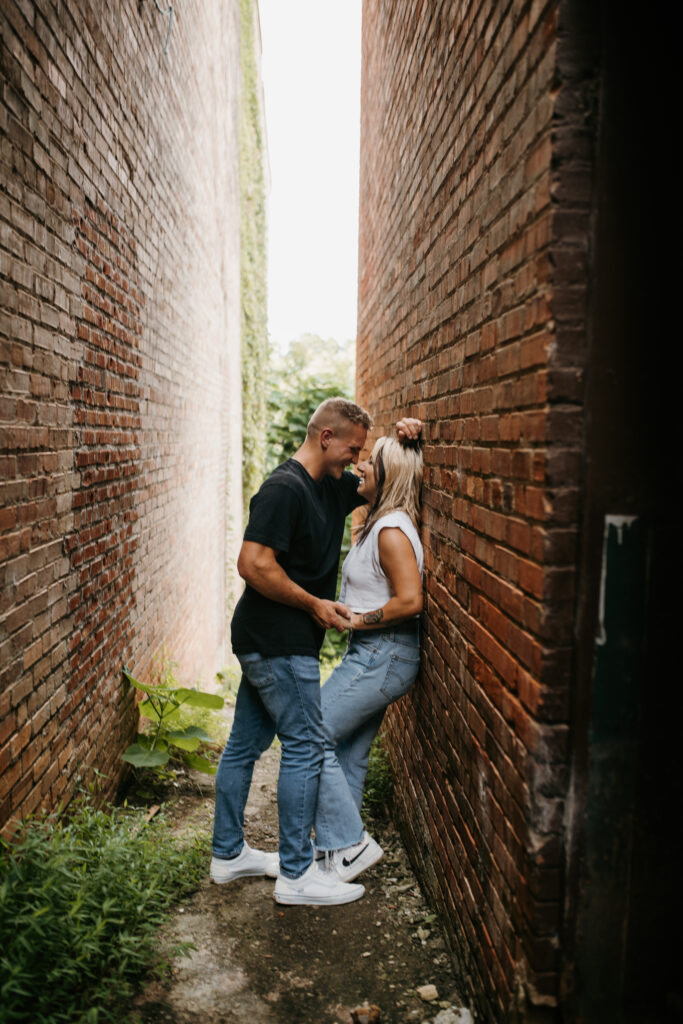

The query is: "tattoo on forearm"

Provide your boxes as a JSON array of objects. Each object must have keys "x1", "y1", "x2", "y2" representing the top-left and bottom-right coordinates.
[{"x1": 362, "y1": 608, "x2": 384, "y2": 625}]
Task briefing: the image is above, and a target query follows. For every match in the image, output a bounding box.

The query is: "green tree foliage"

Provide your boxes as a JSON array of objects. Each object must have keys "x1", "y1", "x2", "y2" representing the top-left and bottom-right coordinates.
[
  {"x1": 266, "y1": 335, "x2": 355, "y2": 472},
  {"x1": 239, "y1": 0, "x2": 268, "y2": 515}
]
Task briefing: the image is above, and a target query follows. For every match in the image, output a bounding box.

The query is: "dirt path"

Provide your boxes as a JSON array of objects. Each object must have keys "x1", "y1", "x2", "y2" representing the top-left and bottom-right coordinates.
[{"x1": 131, "y1": 740, "x2": 473, "y2": 1024}]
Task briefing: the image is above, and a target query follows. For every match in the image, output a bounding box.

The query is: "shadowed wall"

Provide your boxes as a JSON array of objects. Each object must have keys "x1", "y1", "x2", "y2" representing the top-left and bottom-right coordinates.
[{"x1": 357, "y1": 1, "x2": 677, "y2": 1020}]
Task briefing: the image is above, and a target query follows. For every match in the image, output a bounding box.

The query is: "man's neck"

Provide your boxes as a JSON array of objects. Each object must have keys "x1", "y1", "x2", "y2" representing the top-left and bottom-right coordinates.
[{"x1": 292, "y1": 440, "x2": 327, "y2": 482}]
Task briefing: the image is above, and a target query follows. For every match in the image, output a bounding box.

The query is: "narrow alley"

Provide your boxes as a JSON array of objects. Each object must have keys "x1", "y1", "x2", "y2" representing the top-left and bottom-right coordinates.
[{"x1": 130, "y1": 720, "x2": 471, "y2": 1024}]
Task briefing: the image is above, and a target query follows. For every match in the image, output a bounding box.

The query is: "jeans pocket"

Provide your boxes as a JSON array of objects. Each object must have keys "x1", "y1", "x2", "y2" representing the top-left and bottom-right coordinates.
[
  {"x1": 349, "y1": 634, "x2": 383, "y2": 668},
  {"x1": 379, "y1": 652, "x2": 420, "y2": 702},
  {"x1": 237, "y1": 653, "x2": 274, "y2": 688}
]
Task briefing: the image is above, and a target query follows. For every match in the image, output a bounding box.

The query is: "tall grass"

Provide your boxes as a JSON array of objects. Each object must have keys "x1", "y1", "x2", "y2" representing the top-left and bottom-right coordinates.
[
  {"x1": 362, "y1": 735, "x2": 394, "y2": 817},
  {"x1": 0, "y1": 801, "x2": 209, "y2": 1024}
]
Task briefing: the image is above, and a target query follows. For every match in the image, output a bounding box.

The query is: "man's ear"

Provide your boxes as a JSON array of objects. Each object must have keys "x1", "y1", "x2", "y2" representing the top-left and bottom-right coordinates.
[{"x1": 319, "y1": 428, "x2": 333, "y2": 450}]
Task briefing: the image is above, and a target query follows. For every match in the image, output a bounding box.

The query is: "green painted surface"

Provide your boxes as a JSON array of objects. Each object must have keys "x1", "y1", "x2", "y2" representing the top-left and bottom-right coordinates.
[{"x1": 239, "y1": 0, "x2": 268, "y2": 516}]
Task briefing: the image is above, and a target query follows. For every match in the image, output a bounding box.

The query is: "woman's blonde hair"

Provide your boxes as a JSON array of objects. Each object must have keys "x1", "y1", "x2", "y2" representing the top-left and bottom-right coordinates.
[{"x1": 357, "y1": 436, "x2": 423, "y2": 542}]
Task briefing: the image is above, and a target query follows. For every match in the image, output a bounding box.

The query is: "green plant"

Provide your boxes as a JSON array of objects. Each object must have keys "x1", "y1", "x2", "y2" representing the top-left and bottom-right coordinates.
[
  {"x1": 169, "y1": 699, "x2": 229, "y2": 750},
  {"x1": 216, "y1": 664, "x2": 242, "y2": 703},
  {"x1": 0, "y1": 801, "x2": 209, "y2": 1024},
  {"x1": 121, "y1": 667, "x2": 224, "y2": 774},
  {"x1": 362, "y1": 735, "x2": 394, "y2": 817}
]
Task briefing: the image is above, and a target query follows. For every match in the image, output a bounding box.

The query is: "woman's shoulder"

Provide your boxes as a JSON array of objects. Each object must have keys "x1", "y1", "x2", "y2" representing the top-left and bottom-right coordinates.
[
  {"x1": 373, "y1": 509, "x2": 418, "y2": 534},
  {"x1": 371, "y1": 510, "x2": 422, "y2": 555},
  {"x1": 375, "y1": 509, "x2": 422, "y2": 555}
]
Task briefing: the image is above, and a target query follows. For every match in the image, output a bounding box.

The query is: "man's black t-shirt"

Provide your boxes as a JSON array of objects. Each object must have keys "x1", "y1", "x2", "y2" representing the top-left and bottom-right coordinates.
[{"x1": 231, "y1": 459, "x2": 366, "y2": 657}]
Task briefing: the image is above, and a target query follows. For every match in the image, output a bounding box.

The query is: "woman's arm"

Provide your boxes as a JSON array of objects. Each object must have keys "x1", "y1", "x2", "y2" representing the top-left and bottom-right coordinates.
[{"x1": 349, "y1": 527, "x2": 423, "y2": 630}]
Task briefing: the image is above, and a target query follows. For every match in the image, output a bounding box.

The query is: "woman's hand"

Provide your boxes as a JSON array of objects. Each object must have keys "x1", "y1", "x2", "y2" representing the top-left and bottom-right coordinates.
[
  {"x1": 312, "y1": 599, "x2": 352, "y2": 632},
  {"x1": 395, "y1": 417, "x2": 422, "y2": 443},
  {"x1": 238, "y1": 542, "x2": 352, "y2": 631}
]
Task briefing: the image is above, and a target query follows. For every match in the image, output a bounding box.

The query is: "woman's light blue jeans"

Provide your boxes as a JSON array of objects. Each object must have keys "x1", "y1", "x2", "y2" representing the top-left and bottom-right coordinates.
[
  {"x1": 314, "y1": 622, "x2": 420, "y2": 851},
  {"x1": 212, "y1": 653, "x2": 323, "y2": 879}
]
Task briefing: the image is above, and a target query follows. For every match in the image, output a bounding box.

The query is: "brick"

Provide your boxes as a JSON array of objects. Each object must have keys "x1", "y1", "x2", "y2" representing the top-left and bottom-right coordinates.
[
  {"x1": 1, "y1": 0, "x2": 244, "y2": 845},
  {"x1": 356, "y1": 1, "x2": 599, "y2": 1018}
]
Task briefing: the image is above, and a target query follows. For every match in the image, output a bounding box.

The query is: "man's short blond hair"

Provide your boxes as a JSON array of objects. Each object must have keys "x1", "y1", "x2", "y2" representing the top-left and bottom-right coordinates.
[{"x1": 307, "y1": 398, "x2": 373, "y2": 438}]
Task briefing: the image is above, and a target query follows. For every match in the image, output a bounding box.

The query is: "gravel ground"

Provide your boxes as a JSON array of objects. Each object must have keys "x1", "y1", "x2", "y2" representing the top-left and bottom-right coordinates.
[{"x1": 129, "y1": 724, "x2": 472, "y2": 1024}]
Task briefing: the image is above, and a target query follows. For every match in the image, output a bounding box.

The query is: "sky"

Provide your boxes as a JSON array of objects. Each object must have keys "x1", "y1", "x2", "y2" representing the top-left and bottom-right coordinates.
[{"x1": 257, "y1": 0, "x2": 362, "y2": 352}]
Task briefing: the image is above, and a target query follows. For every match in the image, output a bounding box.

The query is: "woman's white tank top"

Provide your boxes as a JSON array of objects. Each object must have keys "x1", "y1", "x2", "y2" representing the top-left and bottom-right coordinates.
[{"x1": 339, "y1": 510, "x2": 423, "y2": 613}]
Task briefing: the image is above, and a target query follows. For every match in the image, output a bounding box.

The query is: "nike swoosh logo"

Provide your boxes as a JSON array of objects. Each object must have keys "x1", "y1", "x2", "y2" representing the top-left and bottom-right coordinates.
[{"x1": 342, "y1": 843, "x2": 369, "y2": 867}]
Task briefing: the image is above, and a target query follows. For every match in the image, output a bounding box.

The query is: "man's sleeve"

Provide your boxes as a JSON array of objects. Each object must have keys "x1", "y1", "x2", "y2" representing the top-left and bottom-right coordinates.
[
  {"x1": 342, "y1": 470, "x2": 367, "y2": 514},
  {"x1": 244, "y1": 479, "x2": 300, "y2": 553}
]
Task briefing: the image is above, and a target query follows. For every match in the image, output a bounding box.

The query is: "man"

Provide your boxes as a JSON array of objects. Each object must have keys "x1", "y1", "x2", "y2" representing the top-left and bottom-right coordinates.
[{"x1": 210, "y1": 397, "x2": 421, "y2": 905}]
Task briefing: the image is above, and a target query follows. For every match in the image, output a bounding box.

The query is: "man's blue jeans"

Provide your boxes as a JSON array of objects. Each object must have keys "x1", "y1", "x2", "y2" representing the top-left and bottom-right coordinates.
[
  {"x1": 212, "y1": 653, "x2": 323, "y2": 879},
  {"x1": 314, "y1": 623, "x2": 420, "y2": 851}
]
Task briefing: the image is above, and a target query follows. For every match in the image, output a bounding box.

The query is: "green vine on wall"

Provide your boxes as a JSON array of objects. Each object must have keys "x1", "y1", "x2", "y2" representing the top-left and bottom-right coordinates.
[{"x1": 239, "y1": 0, "x2": 268, "y2": 516}]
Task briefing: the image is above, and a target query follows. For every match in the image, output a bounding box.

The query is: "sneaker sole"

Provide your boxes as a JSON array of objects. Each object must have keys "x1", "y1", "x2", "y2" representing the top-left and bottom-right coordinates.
[
  {"x1": 211, "y1": 868, "x2": 278, "y2": 883},
  {"x1": 337, "y1": 846, "x2": 383, "y2": 882},
  {"x1": 273, "y1": 887, "x2": 365, "y2": 906}
]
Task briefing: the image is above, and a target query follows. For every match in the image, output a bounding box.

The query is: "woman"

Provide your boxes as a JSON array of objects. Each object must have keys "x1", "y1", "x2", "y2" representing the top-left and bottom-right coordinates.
[{"x1": 314, "y1": 434, "x2": 423, "y2": 880}]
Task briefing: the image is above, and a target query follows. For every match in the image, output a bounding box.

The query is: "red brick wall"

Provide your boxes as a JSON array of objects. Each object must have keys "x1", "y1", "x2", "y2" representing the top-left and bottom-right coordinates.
[
  {"x1": 357, "y1": 2, "x2": 596, "y2": 1019},
  {"x1": 1, "y1": 0, "x2": 245, "y2": 829}
]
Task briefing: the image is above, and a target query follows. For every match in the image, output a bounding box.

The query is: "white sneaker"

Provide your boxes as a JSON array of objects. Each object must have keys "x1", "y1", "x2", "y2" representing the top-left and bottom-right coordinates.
[
  {"x1": 325, "y1": 831, "x2": 383, "y2": 882},
  {"x1": 210, "y1": 841, "x2": 279, "y2": 883},
  {"x1": 274, "y1": 859, "x2": 365, "y2": 905}
]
